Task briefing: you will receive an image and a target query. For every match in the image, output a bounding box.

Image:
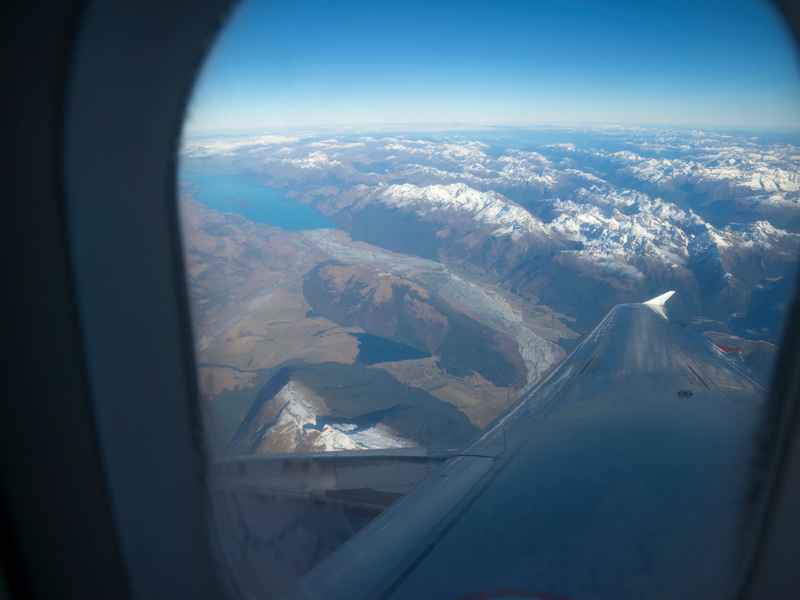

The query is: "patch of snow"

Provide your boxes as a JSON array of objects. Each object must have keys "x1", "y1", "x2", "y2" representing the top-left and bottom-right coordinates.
[
  {"x1": 257, "y1": 381, "x2": 416, "y2": 452},
  {"x1": 378, "y1": 183, "x2": 549, "y2": 240}
]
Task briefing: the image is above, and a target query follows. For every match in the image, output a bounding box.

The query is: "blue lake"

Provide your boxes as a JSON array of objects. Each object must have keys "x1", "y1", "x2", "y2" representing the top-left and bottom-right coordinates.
[
  {"x1": 181, "y1": 172, "x2": 334, "y2": 231},
  {"x1": 351, "y1": 333, "x2": 431, "y2": 365}
]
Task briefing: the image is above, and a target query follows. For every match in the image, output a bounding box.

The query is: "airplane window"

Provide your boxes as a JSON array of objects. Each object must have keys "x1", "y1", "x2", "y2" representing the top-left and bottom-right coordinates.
[{"x1": 176, "y1": 0, "x2": 800, "y2": 597}]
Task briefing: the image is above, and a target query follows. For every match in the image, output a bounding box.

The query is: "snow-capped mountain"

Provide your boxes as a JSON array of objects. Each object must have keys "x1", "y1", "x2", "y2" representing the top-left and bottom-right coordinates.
[
  {"x1": 379, "y1": 183, "x2": 551, "y2": 239},
  {"x1": 235, "y1": 380, "x2": 415, "y2": 454},
  {"x1": 313, "y1": 182, "x2": 551, "y2": 241},
  {"x1": 539, "y1": 130, "x2": 800, "y2": 221},
  {"x1": 542, "y1": 186, "x2": 797, "y2": 277}
]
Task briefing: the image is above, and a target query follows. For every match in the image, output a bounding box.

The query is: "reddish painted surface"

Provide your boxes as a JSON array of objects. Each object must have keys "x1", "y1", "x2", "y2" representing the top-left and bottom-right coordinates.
[{"x1": 714, "y1": 344, "x2": 741, "y2": 353}]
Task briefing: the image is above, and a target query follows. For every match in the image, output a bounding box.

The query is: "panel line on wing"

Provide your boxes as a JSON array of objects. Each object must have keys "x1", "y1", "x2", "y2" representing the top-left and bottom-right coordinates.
[{"x1": 579, "y1": 357, "x2": 594, "y2": 375}]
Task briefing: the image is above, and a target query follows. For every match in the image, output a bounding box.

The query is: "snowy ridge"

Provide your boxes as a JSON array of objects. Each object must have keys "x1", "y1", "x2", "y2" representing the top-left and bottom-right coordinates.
[
  {"x1": 377, "y1": 144, "x2": 569, "y2": 194},
  {"x1": 542, "y1": 133, "x2": 800, "y2": 206},
  {"x1": 376, "y1": 139, "x2": 492, "y2": 166},
  {"x1": 253, "y1": 381, "x2": 415, "y2": 453},
  {"x1": 615, "y1": 154, "x2": 800, "y2": 195},
  {"x1": 688, "y1": 220, "x2": 797, "y2": 272},
  {"x1": 378, "y1": 183, "x2": 550, "y2": 240},
  {"x1": 546, "y1": 190, "x2": 696, "y2": 275},
  {"x1": 540, "y1": 185, "x2": 799, "y2": 280}
]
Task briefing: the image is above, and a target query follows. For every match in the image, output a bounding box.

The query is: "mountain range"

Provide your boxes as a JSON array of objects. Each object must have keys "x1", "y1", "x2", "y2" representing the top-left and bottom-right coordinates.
[
  {"x1": 180, "y1": 126, "x2": 800, "y2": 454},
  {"x1": 182, "y1": 127, "x2": 800, "y2": 344}
]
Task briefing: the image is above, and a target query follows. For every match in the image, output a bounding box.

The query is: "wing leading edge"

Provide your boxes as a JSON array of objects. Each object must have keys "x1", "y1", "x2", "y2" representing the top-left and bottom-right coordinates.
[{"x1": 298, "y1": 298, "x2": 766, "y2": 600}]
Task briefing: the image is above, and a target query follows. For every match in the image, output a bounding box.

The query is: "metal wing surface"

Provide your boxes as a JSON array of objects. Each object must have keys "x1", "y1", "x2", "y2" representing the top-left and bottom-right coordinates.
[{"x1": 298, "y1": 300, "x2": 766, "y2": 600}]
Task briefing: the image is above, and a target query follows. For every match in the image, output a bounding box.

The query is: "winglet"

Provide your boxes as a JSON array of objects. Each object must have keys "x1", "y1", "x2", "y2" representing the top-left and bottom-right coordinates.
[{"x1": 644, "y1": 291, "x2": 675, "y2": 306}]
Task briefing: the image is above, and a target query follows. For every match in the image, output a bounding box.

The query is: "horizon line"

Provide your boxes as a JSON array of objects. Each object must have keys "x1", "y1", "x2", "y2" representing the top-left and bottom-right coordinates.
[{"x1": 180, "y1": 121, "x2": 800, "y2": 140}]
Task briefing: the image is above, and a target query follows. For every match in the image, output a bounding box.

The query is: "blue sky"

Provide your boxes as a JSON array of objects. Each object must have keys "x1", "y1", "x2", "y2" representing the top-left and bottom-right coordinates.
[{"x1": 183, "y1": 0, "x2": 800, "y2": 134}]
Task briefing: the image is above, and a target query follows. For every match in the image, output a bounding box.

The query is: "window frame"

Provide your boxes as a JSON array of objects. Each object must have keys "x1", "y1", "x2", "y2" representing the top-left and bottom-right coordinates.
[{"x1": 58, "y1": 0, "x2": 800, "y2": 598}]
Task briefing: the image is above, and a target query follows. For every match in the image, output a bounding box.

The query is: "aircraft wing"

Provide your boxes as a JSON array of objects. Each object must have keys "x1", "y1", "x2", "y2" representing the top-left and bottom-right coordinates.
[{"x1": 292, "y1": 298, "x2": 766, "y2": 600}]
